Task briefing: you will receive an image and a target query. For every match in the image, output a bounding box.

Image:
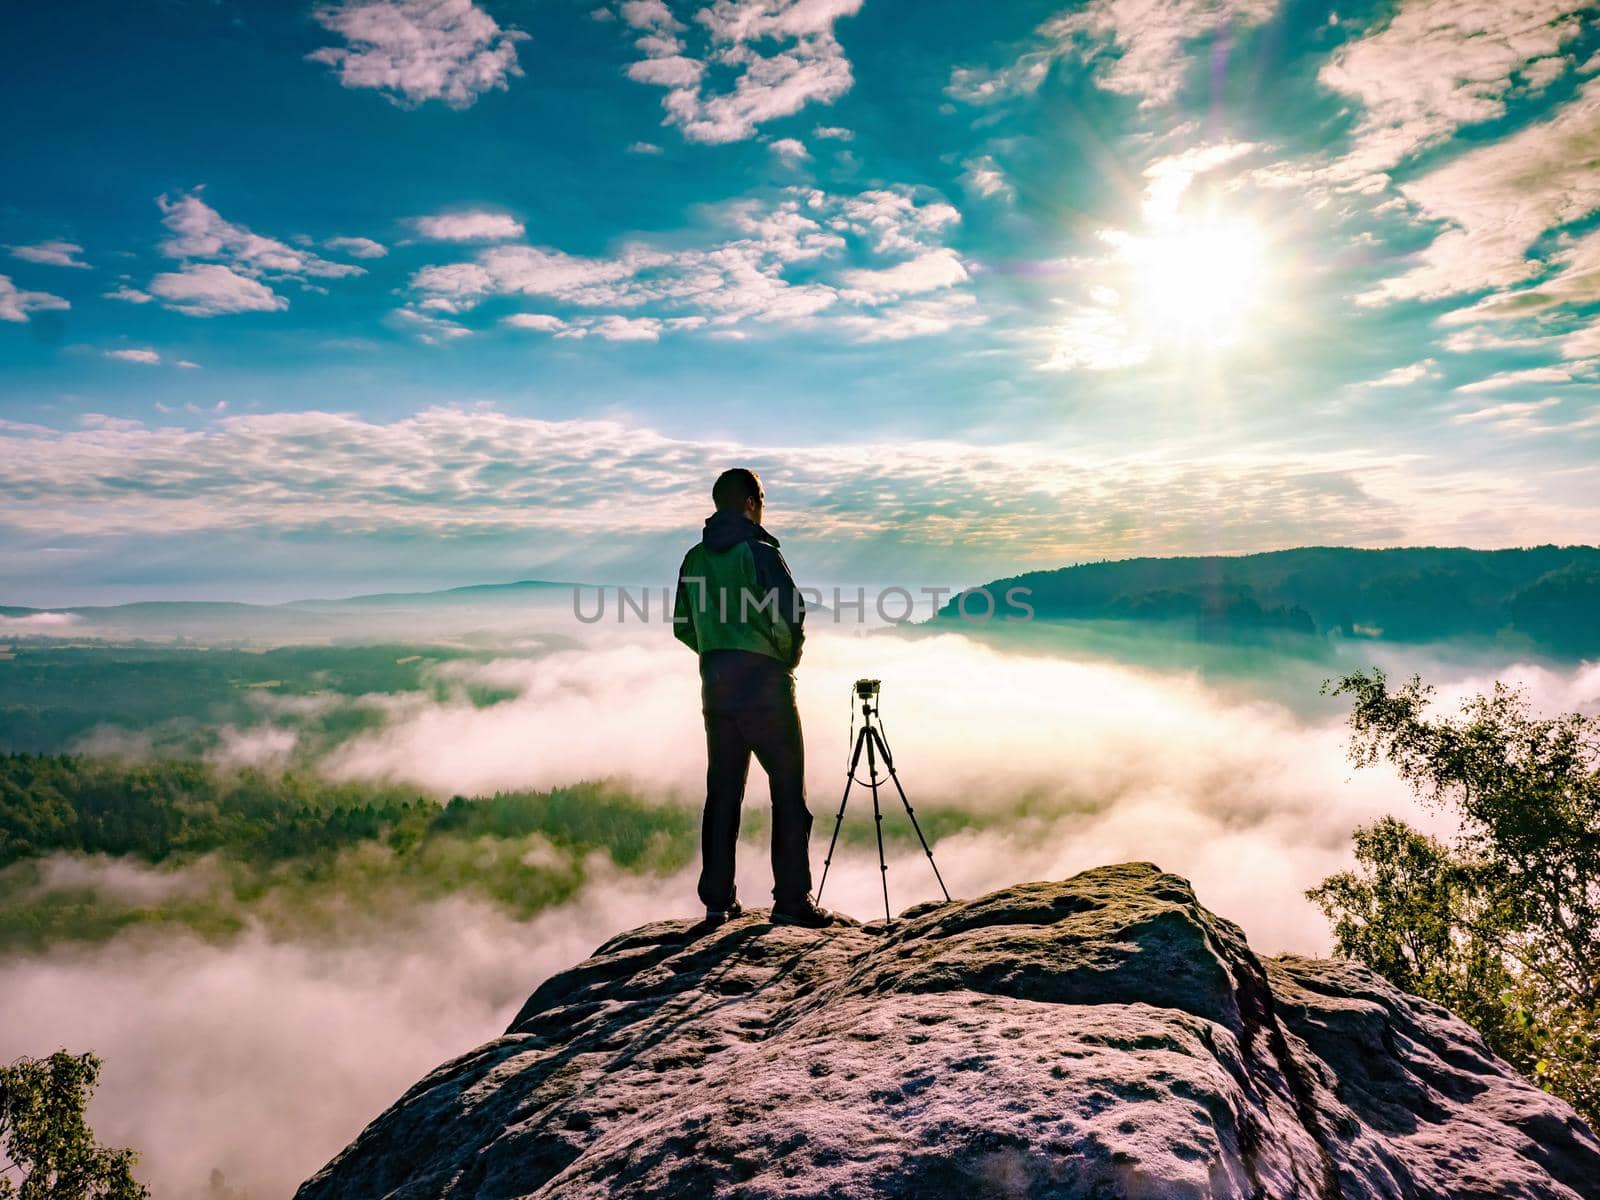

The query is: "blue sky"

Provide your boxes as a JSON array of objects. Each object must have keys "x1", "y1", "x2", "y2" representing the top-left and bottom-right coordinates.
[{"x1": 2, "y1": 0, "x2": 1599, "y2": 604}]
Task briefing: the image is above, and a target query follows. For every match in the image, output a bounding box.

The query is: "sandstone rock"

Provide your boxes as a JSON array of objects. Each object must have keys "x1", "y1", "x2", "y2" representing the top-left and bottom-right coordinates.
[{"x1": 296, "y1": 863, "x2": 1600, "y2": 1199}]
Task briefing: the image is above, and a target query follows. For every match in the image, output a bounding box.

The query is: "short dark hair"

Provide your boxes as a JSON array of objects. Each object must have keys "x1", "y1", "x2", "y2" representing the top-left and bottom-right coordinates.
[{"x1": 712, "y1": 468, "x2": 762, "y2": 512}]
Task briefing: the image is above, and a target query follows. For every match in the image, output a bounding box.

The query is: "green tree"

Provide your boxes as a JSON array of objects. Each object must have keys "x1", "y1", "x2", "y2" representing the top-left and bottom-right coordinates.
[
  {"x1": 1307, "y1": 817, "x2": 1520, "y2": 1062},
  {"x1": 1311, "y1": 669, "x2": 1600, "y2": 1124},
  {"x1": 0, "y1": 1051, "x2": 147, "y2": 1199}
]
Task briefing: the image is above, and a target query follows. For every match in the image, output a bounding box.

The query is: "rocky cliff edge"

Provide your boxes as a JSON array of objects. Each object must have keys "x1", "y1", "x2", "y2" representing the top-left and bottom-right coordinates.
[{"x1": 296, "y1": 863, "x2": 1600, "y2": 1199}]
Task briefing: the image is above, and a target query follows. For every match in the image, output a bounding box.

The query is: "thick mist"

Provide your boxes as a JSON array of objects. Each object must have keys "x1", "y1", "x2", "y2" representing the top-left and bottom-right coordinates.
[
  {"x1": 317, "y1": 626, "x2": 1445, "y2": 952},
  {"x1": 3, "y1": 612, "x2": 1595, "y2": 1198},
  {"x1": 0, "y1": 862, "x2": 691, "y2": 1200}
]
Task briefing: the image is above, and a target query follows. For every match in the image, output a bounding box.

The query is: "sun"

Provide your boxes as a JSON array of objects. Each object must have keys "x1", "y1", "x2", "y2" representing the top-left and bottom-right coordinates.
[{"x1": 1118, "y1": 215, "x2": 1270, "y2": 348}]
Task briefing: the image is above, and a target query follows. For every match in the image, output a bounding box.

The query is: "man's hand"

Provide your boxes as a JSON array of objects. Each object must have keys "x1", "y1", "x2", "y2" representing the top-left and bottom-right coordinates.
[{"x1": 673, "y1": 568, "x2": 700, "y2": 652}]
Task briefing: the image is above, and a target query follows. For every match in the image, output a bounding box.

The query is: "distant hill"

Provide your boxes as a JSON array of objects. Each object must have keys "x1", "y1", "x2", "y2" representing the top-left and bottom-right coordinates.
[
  {"x1": 0, "y1": 579, "x2": 589, "y2": 643},
  {"x1": 282, "y1": 579, "x2": 582, "y2": 608},
  {"x1": 936, "y1": 546, "x2": 1600, "y2": 655},
  {"x1": 0, "y1": 579, "x2": 582, "y2": 620},
  {"x1": 1, "y1": 576, "x2": 838, "y2": 637}
]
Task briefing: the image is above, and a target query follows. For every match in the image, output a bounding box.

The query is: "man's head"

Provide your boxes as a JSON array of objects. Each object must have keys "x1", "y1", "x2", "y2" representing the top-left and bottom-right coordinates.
[{"x1": 712, "y1": 467, "x2": 764, "y2": 523}]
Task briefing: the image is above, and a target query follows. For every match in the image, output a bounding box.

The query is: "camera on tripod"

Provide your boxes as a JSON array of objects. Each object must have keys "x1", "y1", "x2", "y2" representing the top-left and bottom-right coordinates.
[{"x1": 818, "y1": 676, "x2": 950, "y2": 925}]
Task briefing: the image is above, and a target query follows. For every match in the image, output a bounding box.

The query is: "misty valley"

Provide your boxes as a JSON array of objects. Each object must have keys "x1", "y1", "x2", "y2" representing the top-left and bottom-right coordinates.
[{"x1": 1, "y1": 549, "x2": 1597, "y2": 1198}]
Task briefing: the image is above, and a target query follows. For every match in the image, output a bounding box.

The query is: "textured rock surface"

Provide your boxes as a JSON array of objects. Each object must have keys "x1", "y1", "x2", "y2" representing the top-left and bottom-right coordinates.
[{"x1": 296, "y1": 864, "x2": 1600, "y2": 1199}]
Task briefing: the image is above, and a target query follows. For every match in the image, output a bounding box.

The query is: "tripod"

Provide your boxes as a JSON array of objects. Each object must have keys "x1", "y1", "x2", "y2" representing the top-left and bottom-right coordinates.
[{"x1": 815, "y1": 687, "x2": 950, "y2": 925}]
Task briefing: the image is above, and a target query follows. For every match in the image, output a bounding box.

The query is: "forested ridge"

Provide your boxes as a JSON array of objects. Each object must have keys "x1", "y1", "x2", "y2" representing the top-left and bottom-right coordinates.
[
  {"x1": 0, "y1": 642, "x2": 516, "y2": 756},
  {"x1": 943, "y1": 545, "x2": 1600, "y2": 653},
  {"x1": 0, "y1": 753, "x2": 972, "y2": 952},
  {"x1": 0, "y1": 754, "x2": 698, "y2": 950}
]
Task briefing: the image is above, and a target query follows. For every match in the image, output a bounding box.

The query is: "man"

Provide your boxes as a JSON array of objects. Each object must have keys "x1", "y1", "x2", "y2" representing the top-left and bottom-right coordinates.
[{"x1": 673, "y1": 468, "x2": 837, "y2": 928}]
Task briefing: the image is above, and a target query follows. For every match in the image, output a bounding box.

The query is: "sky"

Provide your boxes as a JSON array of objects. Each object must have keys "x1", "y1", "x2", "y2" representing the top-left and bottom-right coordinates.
[{"x1": 3, "y1": 0, "x2": 1599, "y2": 604}]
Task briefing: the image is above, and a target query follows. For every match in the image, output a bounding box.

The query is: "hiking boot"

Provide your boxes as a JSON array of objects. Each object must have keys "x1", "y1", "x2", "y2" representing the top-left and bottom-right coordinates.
[
  {"x1": 771, "y1": 896, "x2": 840, "y2": 928},
  {"x1": 704, "y1": 900, "x2": 744, "y2": 925}
]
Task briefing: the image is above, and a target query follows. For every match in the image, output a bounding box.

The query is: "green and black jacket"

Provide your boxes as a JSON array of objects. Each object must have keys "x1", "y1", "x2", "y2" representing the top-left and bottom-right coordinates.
[{"x1": 673, "y1": 511, "x2": 805, "y2": 670}]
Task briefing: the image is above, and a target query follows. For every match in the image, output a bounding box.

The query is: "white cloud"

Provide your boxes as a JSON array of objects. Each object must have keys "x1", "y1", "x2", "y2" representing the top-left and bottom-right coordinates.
[
  {"x1": 1434, "y1": 224, "x2": 1600, "y2": 328},
  {"x1": 103, "y1": 285, "x2": 153, "y2": 304},
  {"x1": 409, "y1": 211, "x2": 526, "y2": 242},
  {"x1": 1441, "y1": 326, "x2": 1549, "y2": 353},
  {"x1": 135, "y1": 193, "x2": 367, "y2": 315},
  {"x1": 158, "y1": 193, "x2": 361, "y2": 282},
  {"x1": 0, "y1": 274, "x2": 70, "y2": 323},
  {"x1": 627, "y1": 141, "x2": 664, "y2": 154},
  {"x1": 0, "y1": 405, "x2": 1456, "y2": 555},
  {"x1": 946, "y1": 53, "x2": 1053, "y2": 105},
  {"x1": 1360, "y1": 359, "x2": 1441, "y2": 387},
  {"x1": 411, "y1": 185, "x2": 972, "y2": 340},
  {"x1": 412, "y1": 244, "x2": 660, "y2": 308},
  {"x1": 1446, "y1": 396, "x2": 1599, "y2": 435},
  {"x1": 8, "y1": 240, "x2": 90, "y2": 269},
  {"x1": 838, "y1": 248, "x2": 968, "y2": 301},
  {"x1": 105, "y1": 348, "x2": 162, "y2": 365},
  {"x1": 505, "y1": 312, "x2": 709, "y2": 341},
  {"x1": 960, "y1": 156, "x2": 1015, "y2": 202},
  {"x1": 324, "y1": 235, "x2": 389, "y2": 259},
  {"x1": 502, "y1": 312, "x2": 568, "y2": 332},
  {"x1": 175, "y1": 360, "x2": 202, "y2": 370},
  {"x1": 1141, "y1": 142, "x2": 1259, "y2": 220},
  {"x1": 1321, "y1": 0, "x2": 1587, "y2": 175},
  {"x1": 613, "y1": 0, "x2": 864, "y2": 144},
  {"x1": 1522, "y1": 54, "x2": 1572, "y2": 90},
  {"x1": 619, "y1": 0, "x2": 678, "y2": 29},
  {"x1": 1050, "y1": 0, "x2": 1278, "y2": 106},
  {"x1": 812, "y1": 124, "x2": 853, "y2": 140},
  {"x1": 953, "y1": 0, "x2": 1277, "y2": 109},
  {"x1": 573, "y1": 314, "x2": 664, "y2": 341},
  {"x1": 1040, "y1": 297, "x2": 1152, "y2": 371},
  {"x1": 75, "y1": 414, "x2": 147, "y2": 432},
  {"x1": 822, "y1": 187, "x2": 961, "y2": 255},
  {"x1": 626, "y1": 54, "x2": 703, "y2": 86},
  {"x1": 833, "y1": 291, "x2": 986, "y2": 342},
  {"x1": 1452, "y1": 396, "x2": 1561, "y2": 421},
  {"x1": 148, "y1": 264, "x2": 288, "y2": 317},
  {"x1": 1361, "y1": 77, "x2": 1600, "y2": 305},
  {"x1": 392, "y1": 305, "x2": 472, "y2": 344},
  {"x1": 1561, "y1": 322, "x2": 1600, "y2": 359},
  {"x1": 769, "y1": 137, "x2": 810, "y2": 162},
  {"x1": 308, "y1": 0, "x2": 529, "y2": 109},
  {"x1": 1454, "y1": 362, "x2": 1595, "y2": 392}
]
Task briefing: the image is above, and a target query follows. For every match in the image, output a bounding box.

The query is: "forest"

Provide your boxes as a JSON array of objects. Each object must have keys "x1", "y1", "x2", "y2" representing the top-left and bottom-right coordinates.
[
  {"x1": 0, "y1": 751, "x2": 974, "y2": 954},
  {"x1": 944, "y1": 545, "x2": 1600, "y2": 654}
]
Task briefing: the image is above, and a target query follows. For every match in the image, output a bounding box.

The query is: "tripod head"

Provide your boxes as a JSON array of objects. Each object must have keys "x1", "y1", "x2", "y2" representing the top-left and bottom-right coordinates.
[{"x1": 853, "y1": 677, "x2": 881, "y2": 719}]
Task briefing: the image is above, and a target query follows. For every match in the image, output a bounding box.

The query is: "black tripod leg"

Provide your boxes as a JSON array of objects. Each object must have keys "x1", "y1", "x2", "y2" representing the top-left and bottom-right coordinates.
[
  {"x1": 870, "y1": 727, "x2": 951, "y2": 902},
  {"x1": 863, "y1": 721, "x2": 892, "y2": 924},
  {"x1": 816, "y1": 725, "x2": 867, "y2": 903}
]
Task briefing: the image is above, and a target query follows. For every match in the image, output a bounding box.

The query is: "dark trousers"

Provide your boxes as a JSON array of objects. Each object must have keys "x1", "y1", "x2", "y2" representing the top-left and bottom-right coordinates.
[{"x1": 698, "y1": 651, "x2": 813, "y2": 910}]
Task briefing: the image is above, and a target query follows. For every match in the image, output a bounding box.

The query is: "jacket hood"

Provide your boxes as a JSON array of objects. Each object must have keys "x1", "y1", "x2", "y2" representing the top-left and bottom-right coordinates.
[{"x1": 702, "y1": 509, "x2": 779, "y2": 553}]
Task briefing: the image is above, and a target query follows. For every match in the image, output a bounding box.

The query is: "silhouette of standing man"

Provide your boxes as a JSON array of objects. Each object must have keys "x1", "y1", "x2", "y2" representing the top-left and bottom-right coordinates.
[{"x1": 674, "y1": 469, "x2": 837, "y2": 928}]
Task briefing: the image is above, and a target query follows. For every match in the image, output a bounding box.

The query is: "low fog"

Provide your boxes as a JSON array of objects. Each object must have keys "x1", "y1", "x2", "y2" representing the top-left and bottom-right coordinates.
[
  {"x1": 317, "y1": 624, "x2": 1505, "y2": 949},
  {"x1": 3, "y1": 611, "x2": 1596, "y2": 1198},
  {"x1": 0, "y1": 863, "x2": 691, "y2": 1200}
]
